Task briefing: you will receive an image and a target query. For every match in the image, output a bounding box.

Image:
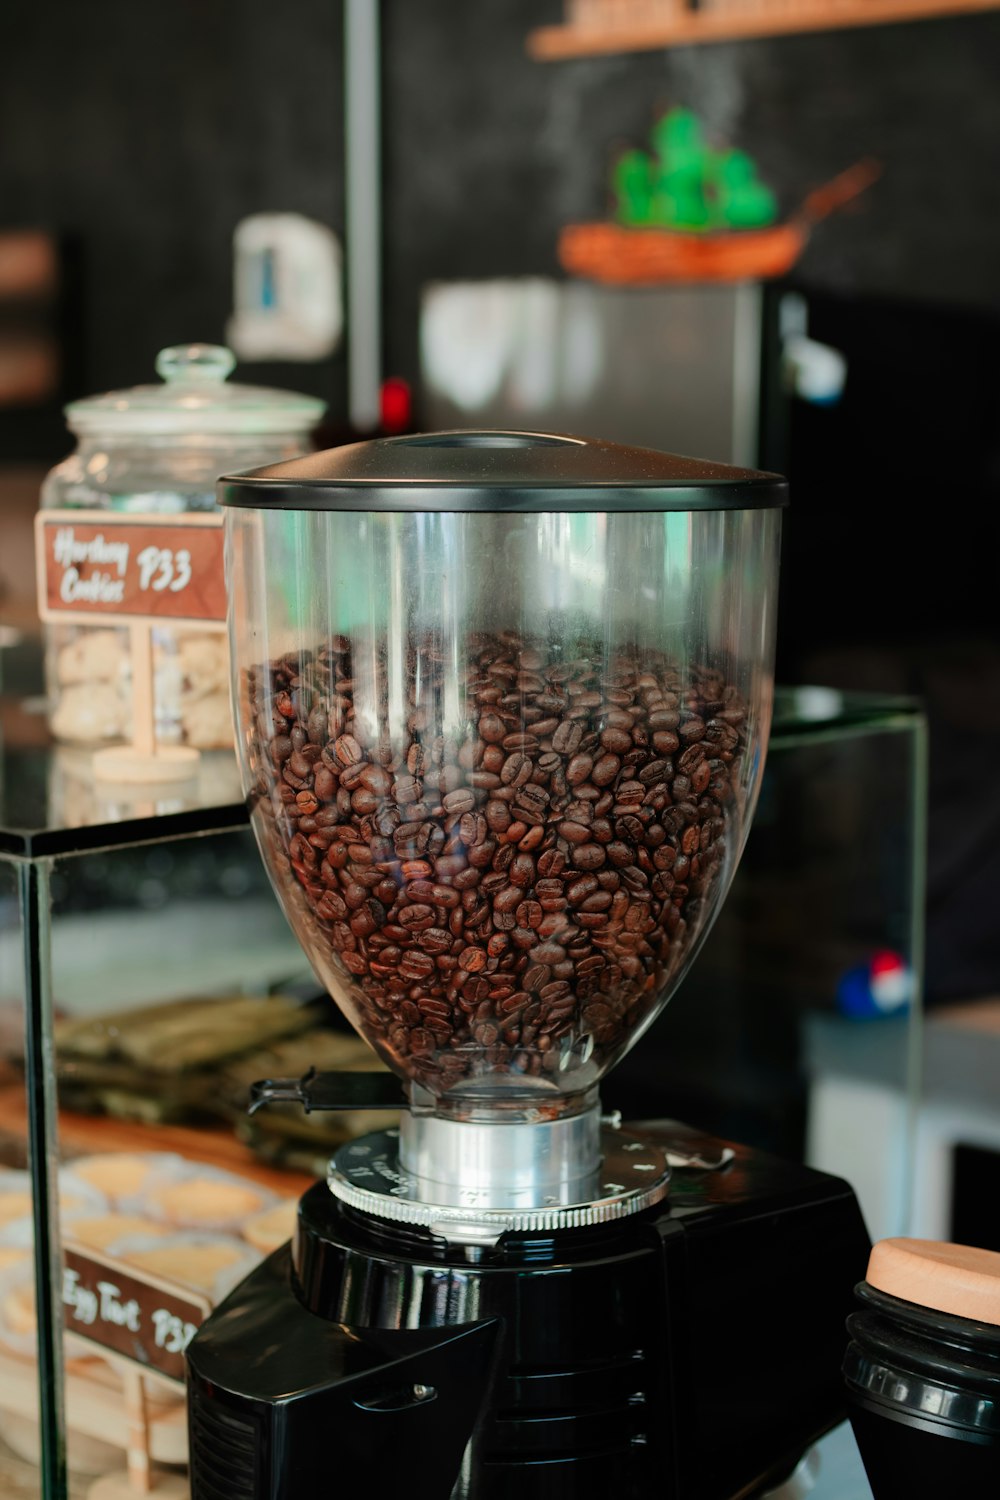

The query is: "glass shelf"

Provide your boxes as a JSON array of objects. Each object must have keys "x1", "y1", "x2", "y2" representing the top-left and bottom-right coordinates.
[{"x1": 0, "y1": 744, "x2": 246, "y2": 860}]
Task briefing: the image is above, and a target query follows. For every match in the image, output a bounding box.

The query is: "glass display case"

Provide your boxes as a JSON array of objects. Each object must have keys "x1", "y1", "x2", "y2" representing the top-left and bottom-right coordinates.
[
  {"x1": 0, "y1": 741, "x2": 353, "y2": 1500},
  {"x1": 0, "y1": 682, "x2": 924, "y2": 1500}
]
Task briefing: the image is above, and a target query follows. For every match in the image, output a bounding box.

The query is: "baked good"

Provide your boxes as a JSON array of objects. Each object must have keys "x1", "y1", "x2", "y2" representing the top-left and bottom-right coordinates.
[
  {"x1": 242, "y1": 1199, "x2": 298, "y2": 1255},
  {"x1": 66, "y1": 1215, "x2": 172, "y2": 1253},
  {"x1": 67, "y1": 1152, "x2": 173, "y2": 1204},
  {"x1": 0, "y1": 1185, "x2": 94, "y2": 1228},
  {"x1": 122, "y1": 1238, "x2": 252, "y2": 1296},
  {"x1": 50, "y1": 681, "x2": 130, "y2": 744},
  {"x1": 56, "y1": 629, "x2": 128, "y2": 687},
  {"x1": 182, "y1": 691, "x2": 234, "y2": 749},
  {"x1": 146, "y1": 1178, "x2": 267, "y2": 1229},
  {"x1": 5, "y1": 1278, "x2": 35, "y2": 1336},
  {"x1": 0, "y1": 1190, "x2": 34, "y2": 1227},
  {"x1": 177, "y1": 633, "x2": 229, "y2": 700}
]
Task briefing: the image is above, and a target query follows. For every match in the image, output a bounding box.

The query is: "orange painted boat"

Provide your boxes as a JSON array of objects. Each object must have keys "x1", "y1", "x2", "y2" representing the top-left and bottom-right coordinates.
[{"x1": 558, "y1": 159, "x2": 881, "y2": 285}]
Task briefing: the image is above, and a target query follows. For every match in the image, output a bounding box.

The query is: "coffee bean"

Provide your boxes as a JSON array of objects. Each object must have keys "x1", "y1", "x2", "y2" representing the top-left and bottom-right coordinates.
[
  {"x1": 572, "y1": 843, "x2": 606, "y2": 871},
  {"x1": 553, "y1": 720, "x2": 583, "y2": 755},
  {"x1": 514, "y1": 783, "x2": 549, "y2": 821},
  {"x1": 501, "y1": 753, "x2": 533, "y2": 787},
  {"x1": 530, "y1": 943, "x2": 566, "y2": 966},
  {"x1": 600, "y1": 727, "x2": 632, "y2": 755},
  {"x1": 567, "y1": 875, "x2": 599, "y2": 904},
  {"x1": 591, "y1": 754, "x2": 621, "y2": 787},
  {"x1": 566, "y1": 754, "x2": 594, "y2": 786},
  {"x1": 398, "y1": 903, "x2": 435, "y2": 929},
  {"x1": 334, "y1": 734, "x2": 362, "y2": 766},
  {"x1": 443, "y1": 788, "x2": 476, "y2": 815},
  {"x1": 516, "y1": 899, "x2": 544, "y2": 929}
]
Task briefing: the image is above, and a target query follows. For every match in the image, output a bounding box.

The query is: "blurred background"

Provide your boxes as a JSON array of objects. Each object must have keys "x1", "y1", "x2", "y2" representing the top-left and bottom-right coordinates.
[
  {"x1": 2, "y1": 6, "x2": 1000, "y2": 1491},
  {"x1": 3, "y1": 0, "x2": 999, "y2": 1002}
]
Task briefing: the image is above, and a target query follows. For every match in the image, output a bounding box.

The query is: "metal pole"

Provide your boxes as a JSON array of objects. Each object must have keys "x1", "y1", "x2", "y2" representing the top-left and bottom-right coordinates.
[
  {"x1": 19, "y1": 857, "x2": 66, "y2": 1500},
  {"x1": 345, "y1": 0, "x2": 383, "y2": 433}
]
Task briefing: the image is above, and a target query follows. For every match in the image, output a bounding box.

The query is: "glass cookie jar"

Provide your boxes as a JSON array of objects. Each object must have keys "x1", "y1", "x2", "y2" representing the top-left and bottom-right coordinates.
[{"x1": 41, "y1": 344, "x2": 325, "y2": 750}]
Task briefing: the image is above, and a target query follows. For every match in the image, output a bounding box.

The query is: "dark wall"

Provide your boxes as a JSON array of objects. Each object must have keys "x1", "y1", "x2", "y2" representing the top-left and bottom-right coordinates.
[
  {"x1": 2, "y1": 0, "x2": 345, "y2": 419},
  {"x1": 5, "y1": 0, "x2": 1000, "y2": 423}
]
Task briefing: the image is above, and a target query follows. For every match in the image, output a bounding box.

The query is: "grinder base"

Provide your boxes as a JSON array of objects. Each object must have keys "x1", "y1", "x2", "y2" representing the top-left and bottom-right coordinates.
[{"x1": 187, "y1": 1121, "x2": 870, "y2": 1500}]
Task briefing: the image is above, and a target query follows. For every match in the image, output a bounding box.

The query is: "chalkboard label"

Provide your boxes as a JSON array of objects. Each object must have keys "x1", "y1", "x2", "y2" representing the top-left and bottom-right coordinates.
[
  {"x1": 35, "y1": 509, "x2": 226, "y2": 627},
  {"x1": 62, "y1": 1243, "x2": 212, "y2": 1385}
]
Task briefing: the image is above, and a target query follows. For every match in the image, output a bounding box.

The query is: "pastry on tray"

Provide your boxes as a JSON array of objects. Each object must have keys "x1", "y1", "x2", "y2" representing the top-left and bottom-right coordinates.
[
  {"x1": 56, "y1": 993, "x2": 317, "y2": 1072},
  {"x1": 63, "y1": 1152, "x2": 183, "y2": 1205},
  {"x1": 128, "y1": 1161, "x2": 277, "y2": 1234},
  {"x1": 0, "y1": 1169, "x2": 106, "y2": 1228},
  {"x1": 54, "y1": 994, "x2": 323, "y2": 1124},
  {"x1": 64, "y1": 1214, "x2": 173, "y2": 1253},
  {"x1": 106, "y1": 1233, "x2": 261, "y2": 1302},
  {"x1": 0, "y1": 1260, "x2": 92, "y2": 1360},
  {"x1": 242, "y1": 1198, "x2": 299, "y2": 1255}
]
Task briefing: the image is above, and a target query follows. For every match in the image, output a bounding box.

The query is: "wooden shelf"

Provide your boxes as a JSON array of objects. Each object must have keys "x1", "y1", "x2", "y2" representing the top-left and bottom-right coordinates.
[{"x1": 528, "y1": 0, "x2": 1000, "y2": 56}]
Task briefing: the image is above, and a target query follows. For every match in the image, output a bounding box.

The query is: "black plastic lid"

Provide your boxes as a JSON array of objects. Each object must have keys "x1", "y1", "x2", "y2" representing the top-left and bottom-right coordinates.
[{"x1": 218, "y1": 429, "x2": 788, "y2": 513}]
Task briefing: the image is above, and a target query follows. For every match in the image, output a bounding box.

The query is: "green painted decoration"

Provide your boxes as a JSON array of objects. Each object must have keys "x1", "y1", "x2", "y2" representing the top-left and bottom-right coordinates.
[{"x1": 614, "y1": 108, "x2": 778, "y2": 233}]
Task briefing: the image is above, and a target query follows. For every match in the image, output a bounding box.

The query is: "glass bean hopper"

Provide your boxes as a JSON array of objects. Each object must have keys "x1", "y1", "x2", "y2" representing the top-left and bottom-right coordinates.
[{"x1": 221, "y1": 431, "x2": 785, "y2": 1236}]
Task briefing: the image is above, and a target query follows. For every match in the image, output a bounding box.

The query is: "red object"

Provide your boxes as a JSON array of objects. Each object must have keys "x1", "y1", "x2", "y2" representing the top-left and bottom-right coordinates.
[{"x1": 380, "y1": 377, "x2": 412, "y2": 435}]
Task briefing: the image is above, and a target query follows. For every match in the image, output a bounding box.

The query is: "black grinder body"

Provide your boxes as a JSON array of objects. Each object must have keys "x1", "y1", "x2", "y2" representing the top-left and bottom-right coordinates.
[{"x1": 186, "y1": 1122, "x2": 869, "y2": 1500}]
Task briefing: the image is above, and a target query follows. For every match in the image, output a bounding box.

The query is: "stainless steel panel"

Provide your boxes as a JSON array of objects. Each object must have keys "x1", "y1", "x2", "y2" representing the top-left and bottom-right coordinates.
[{"x1": 420, "y1": 277, "x2": 762, "y2": 466}]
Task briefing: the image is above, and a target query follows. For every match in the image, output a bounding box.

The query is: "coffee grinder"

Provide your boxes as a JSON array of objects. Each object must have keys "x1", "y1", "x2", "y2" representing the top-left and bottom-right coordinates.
[{"x1": 186, "y1": 432, "x2": 870, "y2": 1499}]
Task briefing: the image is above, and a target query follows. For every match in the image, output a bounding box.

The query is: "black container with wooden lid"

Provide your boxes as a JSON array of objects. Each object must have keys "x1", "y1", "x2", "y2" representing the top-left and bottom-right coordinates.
[{"x1": 845, "y1": 1237, "x2": 1000, "y2": 1495}]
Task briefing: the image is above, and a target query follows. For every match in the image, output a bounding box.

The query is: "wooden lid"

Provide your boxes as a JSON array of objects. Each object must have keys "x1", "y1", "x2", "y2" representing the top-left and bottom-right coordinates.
[{"x1": 868, "y1": 1238, "x2": 1000, "y2": 1326}]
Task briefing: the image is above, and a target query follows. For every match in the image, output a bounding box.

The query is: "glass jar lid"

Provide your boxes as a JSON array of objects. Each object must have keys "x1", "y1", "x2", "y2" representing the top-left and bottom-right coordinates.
[{"x1": 65, "y1": 344, "x2": 326, "y2": 438}]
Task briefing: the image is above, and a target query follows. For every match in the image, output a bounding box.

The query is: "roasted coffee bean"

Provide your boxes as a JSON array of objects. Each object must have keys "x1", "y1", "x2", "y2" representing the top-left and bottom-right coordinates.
[
  {"x1": 600, "y1": 726, "x2": 632, "y2": 755},
  {"x1": 530, "y1": 943, "x2": 566, "y2": 966},
  {"x1": 494, "y1": 884, "x2": 522, "y2": 915},
  {"x1": 442, "y1": 788, "x2": 476, "y2": 815},
  {"x1": 552, "y1": 720, "x2": 584, "y2": 755},
  {"x1": 567, "y1": 875, "x2": 599, "y2": 904},
  {"x1": 566, "y1": 754, "x2": 594, "y2": 786},
  {"x1": 572, "y1": 843, "x2": 606, "y2": 871},
  {"x1": 514, "y1": 784, "x2": 549, "y2": 821},
  {"x1": 519, "y1": 824, "x2": 545, "y2": 852},
  {"x1": 253, "y1": 631, "x2": 748, "y2": 1092},
  {"x1": 516, "y1": 899, "x2": 544, "y2": 930},
  {"x1": 316, "y1": 890, "x2": 347, "y2": 921},
  {"x1": 459, "y1": 946, "x2": 488, "y2": 972},
  {"x1": 537, "y1": 849, "x2": 566, "y2": 878},
  {"x1": 679, "y1": 716, "x2": 706, "y2": 743},
  {"x1": 591, "y1": 754, "x2": 621, "y2": 787},
  {"x1": 393, "y1": 774, "x2": 422, "y2": 805},
  {"x1": 399, "y1": 903, "x2": 435, "y2": 929}
]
